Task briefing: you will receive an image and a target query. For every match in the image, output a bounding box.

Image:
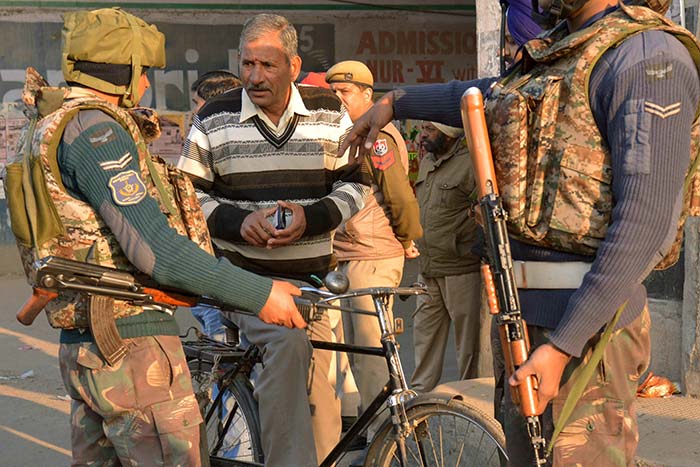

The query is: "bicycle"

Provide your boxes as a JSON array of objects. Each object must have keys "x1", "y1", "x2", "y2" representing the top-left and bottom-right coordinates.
[{"x1": 182, "y1": 273, "x2": 508, "y2": 467}]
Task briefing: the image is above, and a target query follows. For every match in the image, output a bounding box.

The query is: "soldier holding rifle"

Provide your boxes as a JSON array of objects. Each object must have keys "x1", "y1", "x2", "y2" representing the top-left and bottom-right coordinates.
[
  {"x1": 3, "y1": 8, "x2": 299, "y2": 466},
  {"x1": 340, "y1": 0, "x2": 700, "y2": 464}
]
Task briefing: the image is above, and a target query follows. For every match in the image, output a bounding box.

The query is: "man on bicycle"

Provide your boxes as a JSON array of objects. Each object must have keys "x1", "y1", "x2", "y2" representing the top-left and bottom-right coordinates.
[{"x1": 178, "y1": 13, "x2": 370, "y2": 467}]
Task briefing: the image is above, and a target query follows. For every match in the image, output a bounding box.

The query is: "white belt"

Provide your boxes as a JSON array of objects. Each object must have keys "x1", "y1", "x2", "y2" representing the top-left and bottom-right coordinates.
[{"x1": 512, "y1": 260, "x2": 592, "y2": 289}]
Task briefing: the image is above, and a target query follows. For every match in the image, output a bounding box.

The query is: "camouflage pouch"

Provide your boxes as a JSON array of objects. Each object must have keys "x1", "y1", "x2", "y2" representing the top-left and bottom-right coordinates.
[
  {"x1": 167, "y1": 164, "x2": 214, "y2": 255},
  {"x1": 486, "y1": 73, "x2": 566, "y2": 243},
  {"x1": 143, "y1": 154, "x2": 213, "y2": 255},
  {"x1": 3, "y1": 162, "x2": 32, "y2": 246}
]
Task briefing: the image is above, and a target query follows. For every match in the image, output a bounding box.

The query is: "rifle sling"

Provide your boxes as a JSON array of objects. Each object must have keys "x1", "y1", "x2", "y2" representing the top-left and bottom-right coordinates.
[{"x1": 87, "y1": 294, "x2": 130, "y2": 366}]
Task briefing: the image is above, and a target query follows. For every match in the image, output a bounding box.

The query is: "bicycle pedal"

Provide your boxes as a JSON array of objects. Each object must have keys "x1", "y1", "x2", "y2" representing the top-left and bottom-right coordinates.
[{"x1": 394, "y1": 317, "x2": 405, "y2": 334}]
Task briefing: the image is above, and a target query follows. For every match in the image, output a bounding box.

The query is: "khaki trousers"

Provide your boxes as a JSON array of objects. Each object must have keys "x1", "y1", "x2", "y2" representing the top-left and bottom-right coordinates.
[
  {"x1": 339, "y1": 256, "x2": 404, "y2": 421},
  {"x1": 499, "y1": 307, "x2": 651, "y2": 466},
  {"x1": 410, "y1": 272, "x2": 482, "y2": 392}
]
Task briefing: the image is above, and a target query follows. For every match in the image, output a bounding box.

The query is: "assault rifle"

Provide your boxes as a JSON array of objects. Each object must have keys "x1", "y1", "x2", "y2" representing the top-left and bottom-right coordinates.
[
  {"x1": 460, "y1": 87, "x2": 547, "y2": 465},
  {"x1": 17, "y1": 256, "x2": 323, "y2": 327}
]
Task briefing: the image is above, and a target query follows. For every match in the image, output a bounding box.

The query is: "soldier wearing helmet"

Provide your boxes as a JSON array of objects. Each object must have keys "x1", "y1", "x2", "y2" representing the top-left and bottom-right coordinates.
[
  {"x1": 4, "y1": 7, "x2": 300, "y2": 465},
  {"x1": 340, "y1": 0, "x2": 700, "y2": 464}
]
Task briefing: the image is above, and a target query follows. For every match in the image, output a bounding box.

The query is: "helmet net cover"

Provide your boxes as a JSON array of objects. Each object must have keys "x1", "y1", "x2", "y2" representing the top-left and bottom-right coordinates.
[{"x1": 62, "y1": 7, "x2": 165, "y2": 108}]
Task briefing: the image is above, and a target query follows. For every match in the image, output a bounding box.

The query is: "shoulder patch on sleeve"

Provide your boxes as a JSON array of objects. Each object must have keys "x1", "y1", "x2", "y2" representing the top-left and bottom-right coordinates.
[
  {"x1": 371, "y1": 138, "x2": 396, "y2": 170},
  {"x1": 645, "y1": 62, "x2": 673, "y2": 81},
  {"x1": 87, "y1": 127, "x2": 117, "y2": 148},
  {"x1": 644, "y1": 101, "x2": 681, "y2": 119},
  {"x1": 99, "y1": 152, "x2": 133, "y2": 171},
  {"x1": 373, "y1": 139, "x2": 389, "y2": 156},
  {"x1": 108, "y1": 170, "x2": 147, "y2": 206}
]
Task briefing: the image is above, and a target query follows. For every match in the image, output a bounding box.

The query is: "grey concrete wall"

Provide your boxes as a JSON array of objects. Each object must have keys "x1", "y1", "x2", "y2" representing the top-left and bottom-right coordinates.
[
  {"x1": 475, "y1": 0, "x2": 500, "y2": 78},
  {"x1": 682, "y1": 217, "x2": 700, "y2": 396},
  {"x1": 647, "y1": 298, "x2": 683, "y2": 384}
]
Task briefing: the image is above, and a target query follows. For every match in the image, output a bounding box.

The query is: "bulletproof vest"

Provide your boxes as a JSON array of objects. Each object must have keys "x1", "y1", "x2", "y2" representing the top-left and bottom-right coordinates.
[
  {"x1": 485, "y1": 3, "x2": 700, "y2": 269},
  {"x1": 3, "y1": 67, "x2": 212, "y2": 329}
]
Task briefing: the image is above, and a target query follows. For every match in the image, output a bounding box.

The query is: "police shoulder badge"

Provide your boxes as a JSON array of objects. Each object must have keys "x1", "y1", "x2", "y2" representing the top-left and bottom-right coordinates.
[
  {"x1": 371, "y1": 138, "x2": 395, "y2": 170},
  {"x1": 373, "y1": 139, "x2": 388, "y2": 156},
  {"x1": 108, "y1": 170, "x2": 147, "y2": 206}
]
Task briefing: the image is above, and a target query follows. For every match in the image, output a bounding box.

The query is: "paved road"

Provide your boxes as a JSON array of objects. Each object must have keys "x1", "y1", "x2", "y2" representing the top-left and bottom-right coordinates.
[
  {"x1": 1, "y1": 260, "x2": 699, "y2": 466},
  {"x1": 0, "y1": 259, "x2": 456, "y2": 466}
]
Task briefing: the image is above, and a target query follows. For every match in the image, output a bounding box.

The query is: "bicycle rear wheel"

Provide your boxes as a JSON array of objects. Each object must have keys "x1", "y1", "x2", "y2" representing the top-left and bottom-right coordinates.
[
  {"x1": 189, "y1": 360, "x2": 264, "y2": 463},
  {"x1": 365, "y1": 399, "x2": 507, "y2": 467}
]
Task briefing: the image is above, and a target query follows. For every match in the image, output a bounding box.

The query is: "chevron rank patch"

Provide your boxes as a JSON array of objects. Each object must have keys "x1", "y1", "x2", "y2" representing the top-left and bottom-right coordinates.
[
  {"x1": 371, "y1": 149, "x2": 396, "y2": 171},
  {"x1": 108, "y1": 170, "x2": 147, "y2": 206},
  {"x1": 88, "y1": 127, "x2": 117, "y2": 148},
  {"x1": 99, "y1": 152, "x2": 133, "y2": 171},
  {"x1": 644, "y1": 101, "x2": 681, "y2": 119}
]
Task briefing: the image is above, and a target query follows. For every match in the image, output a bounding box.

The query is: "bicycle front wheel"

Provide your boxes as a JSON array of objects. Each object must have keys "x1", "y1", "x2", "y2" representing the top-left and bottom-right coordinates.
[
  {"x1": 365, "y1": 399, "x2": 507, "y2": 467},
  {"x1": 189, "y1": 360, "x2": 264, "y2": 463}
]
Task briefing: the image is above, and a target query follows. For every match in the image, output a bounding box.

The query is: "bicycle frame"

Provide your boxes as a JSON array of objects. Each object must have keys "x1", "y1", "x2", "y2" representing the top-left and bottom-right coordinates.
[
  {"x1": 187, "y1": 285, "x2": 427, "y2": 467},
  {"x1": 314, "y1": 291, "x2": 418, "y2": 467}
]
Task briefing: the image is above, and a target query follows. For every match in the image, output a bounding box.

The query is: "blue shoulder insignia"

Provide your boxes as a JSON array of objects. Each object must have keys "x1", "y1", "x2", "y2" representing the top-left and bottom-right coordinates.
[{"x1": 108, "y1": 170, "x2": 147, "y2": 206}]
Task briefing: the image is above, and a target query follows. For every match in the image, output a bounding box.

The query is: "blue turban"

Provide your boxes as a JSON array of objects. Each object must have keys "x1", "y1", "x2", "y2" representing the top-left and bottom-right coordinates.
[{"x1": 504, "y1": 0, "x2": 543, "y2": 46}]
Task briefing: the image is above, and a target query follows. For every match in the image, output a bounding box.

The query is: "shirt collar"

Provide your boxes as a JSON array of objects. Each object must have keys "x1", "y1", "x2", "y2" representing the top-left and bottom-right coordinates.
[{"x1": 240, "y1": 84, "x2": 311, "y2": 125}]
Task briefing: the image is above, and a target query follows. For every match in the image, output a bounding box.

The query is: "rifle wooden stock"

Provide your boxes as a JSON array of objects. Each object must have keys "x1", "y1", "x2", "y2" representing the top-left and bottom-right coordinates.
[
  {"x1": 143, "y1": 287, "x2": 198, "y2": 308},
  {"x1": 461, "y1": 87, "x2": 541, "y2": 418},
  {"x1": 17, "y1": 288, "x2": 58, "y2": 326}
]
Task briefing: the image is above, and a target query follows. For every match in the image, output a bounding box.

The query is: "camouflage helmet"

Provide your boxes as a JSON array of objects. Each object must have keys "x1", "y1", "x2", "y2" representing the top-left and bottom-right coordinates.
[{"x1": 62, "y1": 7, "x2": 165, "y2": 108}]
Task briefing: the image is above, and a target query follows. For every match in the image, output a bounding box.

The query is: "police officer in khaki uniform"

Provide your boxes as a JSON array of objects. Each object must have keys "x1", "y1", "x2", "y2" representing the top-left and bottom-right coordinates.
[
  {"x1": 411, "y1": 121, "x2": 481, "y2": 392},
  {"x1": 325, "y1": 61, "x2": 422, "y2": 442}
]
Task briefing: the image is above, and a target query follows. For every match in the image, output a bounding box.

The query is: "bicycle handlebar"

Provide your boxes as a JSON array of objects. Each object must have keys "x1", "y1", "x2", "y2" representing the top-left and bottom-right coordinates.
[
  {"x1": 299, "y1": 284, "x2": 427, "y2": 304},
  {"x1": 290, "y1": 284, "x2": 427, "y2": 323}
]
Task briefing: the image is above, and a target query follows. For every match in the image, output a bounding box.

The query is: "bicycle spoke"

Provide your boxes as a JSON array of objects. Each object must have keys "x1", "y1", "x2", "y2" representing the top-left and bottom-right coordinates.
[
  {"x1": 401, "y1": 430, "x2": 424, "y2": 466},
  {"x1": 438, "y1": 420, "x2": 444, "y2": 467},
  {"x1": 376, "y1": 404, "x2": 506, "y2": 467},
  {"x1": 425, "y1": 419, "x2": 439, "y2": 464}
]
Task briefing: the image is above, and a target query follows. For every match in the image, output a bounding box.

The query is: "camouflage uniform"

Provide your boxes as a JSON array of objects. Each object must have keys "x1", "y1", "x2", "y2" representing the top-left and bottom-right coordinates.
[
  {"x1": 482, "y1": 4, "x2": 700, "y2": 465},
  {"x1": 3, "y1": 9, "x2": 216, "y2": 465},
  {"x1": 485, "y1": 4, "x2": 700, "y2": 264},
  {"x1": 60, "y1": 336, "x2": 202, "y2": 466},
  {"x1": 500, "y1": 308, "x2": 651, "y2": 466},
  {"x1": 7, "y1": 76, "x2": 207, "y2": 465}
]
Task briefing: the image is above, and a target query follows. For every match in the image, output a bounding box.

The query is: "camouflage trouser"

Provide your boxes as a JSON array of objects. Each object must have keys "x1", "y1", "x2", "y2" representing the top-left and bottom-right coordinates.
[
  {"x1": 59, "y1": 335, "x2": 203, "y2": 466},
  {"x1": 497, "y1": 306, "x2": 651, "y2": 467}
]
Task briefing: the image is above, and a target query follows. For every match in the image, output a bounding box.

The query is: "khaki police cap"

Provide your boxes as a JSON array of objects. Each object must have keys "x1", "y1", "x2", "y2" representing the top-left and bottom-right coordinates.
[{"x1": 326, "y1": 60, "x2": 374, "y2": 88}]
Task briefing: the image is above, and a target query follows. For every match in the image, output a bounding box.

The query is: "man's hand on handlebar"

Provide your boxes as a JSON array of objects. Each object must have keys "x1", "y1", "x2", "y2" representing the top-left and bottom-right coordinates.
[
  {"x1": 339, "y1": 90, "x2": 398, "y2": 161},
  {"x1": 258, "y1": 280, "x2": 306, "y2": 329}
]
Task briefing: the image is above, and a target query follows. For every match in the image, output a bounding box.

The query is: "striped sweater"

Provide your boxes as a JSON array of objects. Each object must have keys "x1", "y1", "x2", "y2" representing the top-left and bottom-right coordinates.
[{"x1": 178, "y1": 85, "x2": 369, "y2": 280}]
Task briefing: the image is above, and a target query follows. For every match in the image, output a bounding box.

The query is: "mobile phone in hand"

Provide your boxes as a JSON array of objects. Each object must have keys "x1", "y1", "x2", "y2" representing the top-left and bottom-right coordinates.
[{"x1": 274, "y1": 206, "x2": 289, "y2": 229}]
